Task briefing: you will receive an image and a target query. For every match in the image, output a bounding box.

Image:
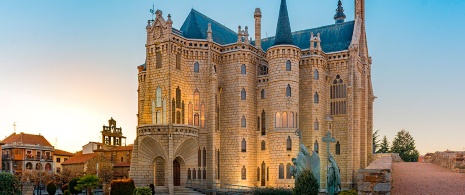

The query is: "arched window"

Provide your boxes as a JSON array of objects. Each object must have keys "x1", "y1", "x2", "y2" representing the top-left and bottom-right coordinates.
[
  {"x1": 289, "y1": 112, "x2": 294, "y2": 128},
  {"x1": 331, "y1": 74, "x2": 347, "y2": 115},
  {"x1": 193, "y1": 168, "x2": 196, "y2": 179},
  {"x1": 188, "y1": 168, "x2": 191, "y2": 179},
  {"x1": 200, "y1": 102, "x2": 205, "y2": 128},
  {"x1": 203, "y1": 169, "x2": 206, "y2": 179},
  {"x1": 194, "y1": 62, "x2": 199, "y2": 72},
  {"x1": 336, "y1": 141, "x2": 341, "y2": 155},
  {"x1": 314, "y1": 69, "x2": 319, "y2": 80},
  {"x1": 241, "y1": 64, "x2": 246, "y2": 74},
  {"x1": 188, "y1": 102, "x2": 193, "y2": 125},
  {"x1": 45, "y1": 163, "x2": 51, "y2": 171},
  {"x1": 241, "y1": 138, "x2": 247, "y2": 152},
  {"x1": 261, "y1": 89, "x2": 266, "y2": 99},
  {"x1": 286, "y1": 136, "x2": 292, "y2": 151},
  {"x1": 194, "y1": 89, "x2": 200, "y2": 111},
  {"x1": 36, "y1": 163, "x2": 41, "y2": 170},
  {"x1": 275, "y1": 112, "x2": 282, "y2": 128},
  {"x1": 194, "y1": 113, "x2": 200, "y2": 126},
  {"x1": 257, "y1": 116, "x2": 260, "y2": 131},
  {"x1": 314, "y1": 119, "x2": 319, "y2": 130},
  {"x1": 198, "y1": 148, "x2": 201, "y2": 167},
  {"x1": 241, "y1": 115, "x2": 246, "y2": 127},
  {"x1": 267, "y1": 167, "x2": 269, "y2": 181},
  {"x1": 282, "y1": 112, "x2": 288, "y2": 128},
  {"x1": 286, "y1": 60, "x2": 291, "y2": 71},
  {"x1": 176, "y1": 111, "x2": 181, "y2": 124},
  {"x1": 261, "y1": 140, "x2": 266, "y2": 150},
  {"x1": 257, "y1": 167, "x2": 260, "y2": 181},
  {"x1": 26, "y1": 162, "x2": 32, "y2": 170},
  {"x1": 241, "y1": 165, "x2": 247, "y2": 180},
  {"x1": 203, "y1": 147, "x2": 207, "y2": 167},
  {"x1": 156, "y1": 86, "x2": 162, "y2": 107},
  {"x1": 176, "y1": 87, "x2": 181, "y2": 108},
  {"x1": 241, "y1": 88, "x2": 246, "y2": 100},
  {"x1": 217, "y1": 150, "x2": 220, "y2": 179},
  {"x1": 286, "y1": 163, "x2": 292, "y2": 179},
  {"x1": 261, "y1": 110, "x2": 266, "y2": 135},
  {"x1": 279, "y1": 163, "x2": 284, "y2": 179},
  {"x1": 198, "y1": 169, "x2": 202, "y2": 180},
  {"x1": 314, "y1": 140, "x2": 319, "y2": 153},
  {"x1": 286, "y1": 84, "x2": 291, "y2": 97},
  {"x1": 314, "y1": 92, "x2": 319, "y2": 104}
]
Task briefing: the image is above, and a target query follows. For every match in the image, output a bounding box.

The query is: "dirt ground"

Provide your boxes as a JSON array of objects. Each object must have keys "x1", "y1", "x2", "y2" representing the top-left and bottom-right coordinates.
[{"x1": 392, "y1": 162, "x2": 465, "y2": 195}]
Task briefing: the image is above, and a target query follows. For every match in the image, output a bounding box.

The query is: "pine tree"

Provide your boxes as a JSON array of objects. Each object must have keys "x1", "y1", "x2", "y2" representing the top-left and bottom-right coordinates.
[
  {"x1": 377, "y1": 135, "x2": 390, "y2": 153},
  {"x1": 372, "y1": 130, "x2": 380, "y2": 154},
  {"x1": 391, "y1": 129, "x2": 420, "y2": 162}
]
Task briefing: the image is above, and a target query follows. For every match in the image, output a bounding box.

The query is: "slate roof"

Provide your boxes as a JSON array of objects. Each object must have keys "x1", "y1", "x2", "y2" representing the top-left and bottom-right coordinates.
[
  {"x1": 273, "y1": 0, "x2": 294, "y2": 46},
  {"x1": 54, "y1": 149, "x2": 74, "y2": 156},
  {"x1": 180, "y1": 9, "x2": 237, "y2": 45},
  {"x1": 256, "y1": 21, "x2": 355, "y2": 53},
  {"x1": 61, "y1": 153, "x2": 97, "y2": 165},
  {"x1": 0, "y1": 132, "x2": 53, "y2": 147}
]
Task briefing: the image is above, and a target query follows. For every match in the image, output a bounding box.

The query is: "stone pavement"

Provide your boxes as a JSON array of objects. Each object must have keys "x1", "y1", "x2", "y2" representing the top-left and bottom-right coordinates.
[{"x1": 392, "y1": 162, "x2": 465, "y2": 194}]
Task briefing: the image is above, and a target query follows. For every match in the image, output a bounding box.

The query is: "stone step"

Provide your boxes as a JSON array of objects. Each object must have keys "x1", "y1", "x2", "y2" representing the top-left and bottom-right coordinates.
[{"x1": 154, "y1": 186, "x2": 205, "y2": 195}]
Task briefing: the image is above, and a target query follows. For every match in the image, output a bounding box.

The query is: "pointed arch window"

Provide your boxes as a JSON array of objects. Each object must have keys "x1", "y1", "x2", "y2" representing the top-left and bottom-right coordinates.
[
  {"x1": 289, "y1": 112, "x2": 294, "y2": 128},
  {"x1": 194, "y1": 89, "x2": 200, "y2": 111},
  {"x1": 198, "y1": 148, "x2": 201, "y2": 167},
  {"x1": 188, "y1": 168, "x2": 192, "y2": 179},
  {"x1": 176, "y1": 111, "x2": 181, "y2": 124},
  {"x1": 241, "y1": 88, "x2": 247, "y2": 100},
  {"x1": 193, "y1": 168, "x2": 197, "y2": 179},
  {"x1": 331, "y1": 74, "x2": 347, "y2": 115},
  {"x1": 198, "y1": 169, "x2": 202, "y2": 180},
  {"x1": 275, "y1": 112, "x2": 282, "y2": 128},
  {"x1": 314, "y1": 140, "x2": 319, "y2": 153},
  {"x1": 286, "y1": 136, "x2": 292, "y2": 151},
  {"x1": 286, "y1": 60, "x2": 291, "y2": 71},
  {"x1": 217, "y1": 150, "x2": 220, "y2": 179},
  {"x1": 261, "y1": 110, "x2": 266, "y2": 135},
  {"x1": 241, "y1": 64, "x2": 246, "y2": 74},
  {"x1": 261, "y1": 89, "x2": 266, "y2": 99},
  {"x1": 336, "y1": 141, "x2": 341, "y2": 155},
  {"x1": 261, "y1": 140, "x2": 266, "y2": 150},
  {"x1": 203, "y1": 147, "x2": 207, "y2": 167},
  {"x1": 314, "y1": 69, "x2": 319, "y2": 80},
  {"x1": 176, "y1": 87, "x2": 181, "y2": 108},
  {"x1": 257, "y1": 167, "x2": 260, "y2": 181},
  {"x1": 286, "y1": 163, "x2": 292, "y2": 179},
  {"x1": 188, "y1": 102, "x2": 193, "y2": 125},
  {"x1": 241, "y1": 115, "x2": 246, "y2": 127},
  {"x1": 314, "y1": 119, "x2": 319, "y2": 130},
  {"x1": 203, "y1": 169, "x2": 206, "y2": 179},
  {"x1": 314, "y1": 92, "x2": 319, "y2": 104},
  {"x1": 200, "y1": 102, "x2": 205, "y2": 128},
  {"x1": 279, "y1": 163, "x2": 284, "y2": 179},
  {"x1": 194, "y1": 113, "x2": 200, "y2": 126},
  {"x1": 286, "y1": 84, "x2": 291, "y2": 97},
  {"x1": 194, "y1": 62, "x2": 199, "y2": 72},
  {"x1": 257, "y1": 116, "x2": 260, "y2": 131},
  {"x1": 241, "y1": 138, "x2": 247, "y2": 152},
  {"x1": 156, "y1": 86, "x2": 162, "y2": 107},
  {"x1": 282, "y1": 112, "x2": 288, "y2": 128},
  {"x1": 241, "y1": 165, "x2": 247, "y2": 180}
]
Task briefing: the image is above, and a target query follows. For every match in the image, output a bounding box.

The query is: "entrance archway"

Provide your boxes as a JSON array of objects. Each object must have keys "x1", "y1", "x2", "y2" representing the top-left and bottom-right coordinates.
[{"x1": 173, "y1": 160, "x2": 181, "y2": 186}]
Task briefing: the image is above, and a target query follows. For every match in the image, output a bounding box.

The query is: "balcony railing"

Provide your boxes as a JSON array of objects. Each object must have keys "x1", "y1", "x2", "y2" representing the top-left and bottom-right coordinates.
[{"x1": 2, "y1": 155, "x2": 10, "y2": 159}]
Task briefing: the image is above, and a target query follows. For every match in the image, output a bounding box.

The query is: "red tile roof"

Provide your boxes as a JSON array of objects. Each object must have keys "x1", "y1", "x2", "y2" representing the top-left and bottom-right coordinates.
[
  {"x1": 110, "y1": 146, "x2": 133, "y2": 151},
  {"x1": 54, "y1": 149, "x2": 74, "y2": 156},
  {"x1": 0, "y1": 132, "x2": 52, "y2": 146},
  {"x1": 61, "y1": 153, "x2": 97, "y2": 165}
]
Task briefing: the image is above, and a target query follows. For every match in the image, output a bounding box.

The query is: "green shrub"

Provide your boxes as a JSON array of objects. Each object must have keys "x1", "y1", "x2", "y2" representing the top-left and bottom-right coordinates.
[
  {"x1": 69, "y1": 178, "x2": 80, "y2": 195},
  {"x1": 133, "y1": 186, "x2": 152, "y2": 195},
  {"x1": 46, "y1": 181, "x2": 57, "y2": 195},
  {"x1": 0, "y1": 172, "x2": 21, "y2": 195},
  {"x1": 339, "y1": 189, "x2": 357, "y2": 195},
  {"x1": 293, "y1": 169, "x2": 319, "y2": 195},
  {"x1": 110, "y1": 178, "x2": 135, "y2": 195},
  {"x1": 252, "y1": 187, "x2": 293, "y2": 195},
  {"x1": 64, "y1": 190, "x2": 71, "y2": 195}
]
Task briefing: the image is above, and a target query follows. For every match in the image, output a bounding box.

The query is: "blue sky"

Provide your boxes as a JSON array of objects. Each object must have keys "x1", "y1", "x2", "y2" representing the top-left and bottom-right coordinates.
[{"x1": 1, "y1": 0, "x2": 464, "y2": 154}]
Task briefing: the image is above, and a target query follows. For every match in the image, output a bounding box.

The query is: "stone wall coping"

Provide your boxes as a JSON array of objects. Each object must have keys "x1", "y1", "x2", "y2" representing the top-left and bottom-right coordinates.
[{"x1": 364, "y1": 156, "x2": 392, "y2": 170}]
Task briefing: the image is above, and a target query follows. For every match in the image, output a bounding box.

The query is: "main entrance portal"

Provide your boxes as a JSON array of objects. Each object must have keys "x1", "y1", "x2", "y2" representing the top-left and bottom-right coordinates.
[{"x1": 173, "y1": 160, "x2": 181, "y2": 186}]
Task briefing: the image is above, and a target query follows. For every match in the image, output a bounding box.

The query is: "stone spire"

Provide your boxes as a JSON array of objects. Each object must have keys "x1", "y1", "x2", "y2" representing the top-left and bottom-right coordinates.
[
  {"x1": 273, "y1": 0, "x2": 293, "y2": 46},
  {"x1": 334, "y1": 0, "x2": 346, "y2": 24}
]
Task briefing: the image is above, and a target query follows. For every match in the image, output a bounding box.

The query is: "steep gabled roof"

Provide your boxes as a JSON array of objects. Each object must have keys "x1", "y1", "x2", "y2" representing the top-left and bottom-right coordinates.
[
  {"x1": 0, "y1": 132, "x2": 53, "y2": 147},
  {"x1": 180, "y1": 9, "x2": 237, "y2": 45},
  {"x1": 54, "y1": 149, "x2": 74, "y2": 156},
  {"x1": 256, "y1": 20, "x2": 355, "y2": 53},
  {"x1": 61, "y1": 153, "x2": 97, "y2": 165}
]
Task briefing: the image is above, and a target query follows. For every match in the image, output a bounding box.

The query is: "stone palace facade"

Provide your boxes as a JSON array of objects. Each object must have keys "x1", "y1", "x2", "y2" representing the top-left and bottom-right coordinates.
[{"x1": 129, "y1": 0, "x2": 374, "y2": 192}]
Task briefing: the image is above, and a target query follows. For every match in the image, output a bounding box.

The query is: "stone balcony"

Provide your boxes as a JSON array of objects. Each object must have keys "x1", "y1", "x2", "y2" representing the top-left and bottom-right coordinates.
[{"x1": 137, "y1": 124, "x2": 199, "y2": 137}]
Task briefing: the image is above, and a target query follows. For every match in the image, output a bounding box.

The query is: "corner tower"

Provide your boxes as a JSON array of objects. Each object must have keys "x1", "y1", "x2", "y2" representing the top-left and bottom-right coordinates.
[{"x1": 265, "y1": 0, "x2": 301, "y2": 186}]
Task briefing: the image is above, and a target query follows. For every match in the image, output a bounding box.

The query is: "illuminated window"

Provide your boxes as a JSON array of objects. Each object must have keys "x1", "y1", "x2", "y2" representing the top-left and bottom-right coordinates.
[
  {"x1": 241, "y1": 64, "x2": 246, "y2": 74},
  {"x1": 286, "y1": 60, "x2": 291, "y2": 71},
  {"x1": 194, "y1": 62, "x2": 199, "y2": 72}
]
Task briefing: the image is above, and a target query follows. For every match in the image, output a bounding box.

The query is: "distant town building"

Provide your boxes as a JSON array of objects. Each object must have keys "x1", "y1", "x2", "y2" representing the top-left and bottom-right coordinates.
[
  {"x1": 101, "y1": 117, "x2": 127, "y2": 147},
  {"x1": 61, "y1": 153, "x2": 98, "y2": 175},
  {"x1": 53, "y1": 149, "x2": 74, "y2": 174},
  {"x1": 1, "y1": 132, "x2": 54, "y2": 175},
  {"x1": 82, "y1": 142, "x2": 103, "y2": 155}
]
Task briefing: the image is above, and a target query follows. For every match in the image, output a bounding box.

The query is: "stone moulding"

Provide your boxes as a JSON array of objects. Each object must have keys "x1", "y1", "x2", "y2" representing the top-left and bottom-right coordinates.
[{"x1": 137, "y1": 124, "x2": 199, "y2": 137}]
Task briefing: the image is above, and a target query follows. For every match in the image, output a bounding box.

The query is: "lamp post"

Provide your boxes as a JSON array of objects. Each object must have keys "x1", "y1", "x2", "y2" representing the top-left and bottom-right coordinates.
[{"x1": 38, "y1": 158, "x2": 44, "y2": 195}]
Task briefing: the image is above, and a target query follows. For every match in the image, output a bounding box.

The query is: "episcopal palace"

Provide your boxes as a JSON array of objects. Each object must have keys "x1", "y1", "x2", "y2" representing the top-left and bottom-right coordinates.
[{"x1": 129, "y1": 0, "x2": 374, "y2": 192}]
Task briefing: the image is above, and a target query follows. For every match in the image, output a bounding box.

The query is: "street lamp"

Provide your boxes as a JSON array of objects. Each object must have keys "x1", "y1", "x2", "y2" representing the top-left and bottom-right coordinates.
[{"x1": 38, "y1": 158, "x2": 44, "y2": 195}]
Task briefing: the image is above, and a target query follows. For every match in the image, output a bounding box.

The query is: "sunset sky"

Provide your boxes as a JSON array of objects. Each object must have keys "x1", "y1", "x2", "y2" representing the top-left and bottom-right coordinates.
[{"x1": 1, "y1": 0, "x2": 464, "y2": 154}]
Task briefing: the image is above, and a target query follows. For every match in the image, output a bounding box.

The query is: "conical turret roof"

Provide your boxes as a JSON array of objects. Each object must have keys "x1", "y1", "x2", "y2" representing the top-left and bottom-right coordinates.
[{"x1": 273, "y1": 0, "x2": 294, "y2": 46}]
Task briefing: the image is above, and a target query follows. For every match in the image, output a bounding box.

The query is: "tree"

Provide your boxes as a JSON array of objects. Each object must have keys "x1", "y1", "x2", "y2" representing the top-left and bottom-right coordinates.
[
  {"x1": 377, "y1": 135, "x2": 390, "y2": 153},
  {"x1": 75, "y1": 174, "x2": 100, "y2": 195},
  {"x1": 293, "y1": 169, "x2": 319, "y2": 195},
  {"x1": 372, "y1": 130, "x2": 380, "y2": 154},
  {"x1": 391, "y1": 129, "x2": 420, "y2": 162},
  {"x1": 68, "y1": 178, "x2": 80, "y2": 195},
  {"x1": 46, "y1": 181, "x2": 57, "y2": 195},
  {"x1": 0, "y1": 172, "x2": 21, "y2": 195}
]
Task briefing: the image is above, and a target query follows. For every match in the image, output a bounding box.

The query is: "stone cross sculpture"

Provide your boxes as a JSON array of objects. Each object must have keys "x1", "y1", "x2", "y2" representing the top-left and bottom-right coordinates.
[
  {"x1": 291, "y1": 129, "x2": 320, "y2": 185},
  {"x1": 322, "y1": 131, "x2": 341, "y2": 195}
]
